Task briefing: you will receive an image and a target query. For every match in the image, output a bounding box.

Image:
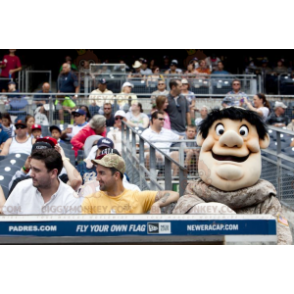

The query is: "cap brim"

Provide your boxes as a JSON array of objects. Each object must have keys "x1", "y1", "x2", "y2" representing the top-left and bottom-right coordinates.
[
  {"x1": 15, "y1": 123, "x2": 27, "y2": 127},
  {"x1": 50, "y1": 126, "x2": 61, "y2": 133},
  {"x1": 97, "y1": 144, "x2": 113, "y2": 149}
]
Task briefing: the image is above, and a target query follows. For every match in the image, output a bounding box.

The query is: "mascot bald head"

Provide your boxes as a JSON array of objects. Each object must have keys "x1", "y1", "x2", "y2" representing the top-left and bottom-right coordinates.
[{"x1": 196, "y1": 107, "x2": 270, "y2": 191}]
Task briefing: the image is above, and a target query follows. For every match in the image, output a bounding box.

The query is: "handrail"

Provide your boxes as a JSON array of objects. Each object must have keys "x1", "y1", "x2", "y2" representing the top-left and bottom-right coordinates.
[{"x1": 121, "y1": 121, "x2": 187, "y2": 196}]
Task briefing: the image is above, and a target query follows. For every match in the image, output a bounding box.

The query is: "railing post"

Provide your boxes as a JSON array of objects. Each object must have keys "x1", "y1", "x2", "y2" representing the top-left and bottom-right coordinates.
[
  {"x1": 149, "y1": 146, "x2": 157, "y2": 190},
  {"x1": 139, "y1": 137, "x2": 145, "y2": 190},
  {"x1": 276, "y1": 130, "x2": 282, "y2": 199},
  {"x1": 164, "y1": 158, "x2": 172, "y2": 191},
  {"x1": 131, "y1": 131, "x2": 136, "y2": 183}
]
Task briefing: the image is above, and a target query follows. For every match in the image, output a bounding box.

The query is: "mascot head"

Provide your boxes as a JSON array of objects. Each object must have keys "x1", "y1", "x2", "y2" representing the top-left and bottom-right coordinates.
[{"x1": 196, "y1": 107, "x2": 270, "y2": 191}]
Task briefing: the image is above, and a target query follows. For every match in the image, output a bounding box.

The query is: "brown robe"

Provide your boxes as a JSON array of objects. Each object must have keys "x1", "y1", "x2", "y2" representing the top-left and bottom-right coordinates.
[{"x1": 173, "y1": 179, "x2": 292, "y2": 245}]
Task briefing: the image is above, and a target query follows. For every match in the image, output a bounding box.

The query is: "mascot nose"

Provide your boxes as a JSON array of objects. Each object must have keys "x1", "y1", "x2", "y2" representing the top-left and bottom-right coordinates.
[{"x1": 219, "y1": 130, "x2": 243, "y2": 148}]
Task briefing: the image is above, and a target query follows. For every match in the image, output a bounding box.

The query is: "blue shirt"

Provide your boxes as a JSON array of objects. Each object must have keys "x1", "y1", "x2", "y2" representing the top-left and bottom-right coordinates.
[
  {"x1": 0, "y1": 126, "x2": 9, "y2": 145},
  {"x1": 33, "y1": 90, "x2": 55, "y2": 104},
  {"x1": 58, "y1": 71, "x2": 79, "y2": 93},
  {"x1": 212, "y1": 70, "x2": 230, "y2": 75}
]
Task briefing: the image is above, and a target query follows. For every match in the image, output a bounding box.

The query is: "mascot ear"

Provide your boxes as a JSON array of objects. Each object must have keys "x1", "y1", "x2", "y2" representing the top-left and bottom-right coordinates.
[
  {"x1": 259, "y1": 134, "x2": 270, "y2": 149},
  {"x1": 196, "y1": 132, "x2": 205, "y2": 147}
]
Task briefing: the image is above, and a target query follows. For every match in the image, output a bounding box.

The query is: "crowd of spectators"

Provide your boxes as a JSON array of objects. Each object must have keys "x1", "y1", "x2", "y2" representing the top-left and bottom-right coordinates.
[{"x1": 2, "y1": 51, "x2": 294, "y2": 216}]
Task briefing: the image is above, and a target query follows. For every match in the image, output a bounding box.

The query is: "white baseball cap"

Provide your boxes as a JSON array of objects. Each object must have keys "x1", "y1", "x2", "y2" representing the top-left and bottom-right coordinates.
[
  {"x1": 122, "y1": 82, "x2": 134, "y2": 88},
  {"x1": 132, "y1": 61, "x2": 142, "y2": 69},
  {"x1": 275, "y1": 101, "x2": 287, "y2": 109},
  {"x1": 114, "y1": 110, "x2": 126, "y2": 118}
]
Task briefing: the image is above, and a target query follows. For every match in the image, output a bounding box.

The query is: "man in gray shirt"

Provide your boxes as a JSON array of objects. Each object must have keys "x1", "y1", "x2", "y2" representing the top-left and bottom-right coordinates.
[{"x1": 166, "y1": 79, "x2": 191, "y2": 136}]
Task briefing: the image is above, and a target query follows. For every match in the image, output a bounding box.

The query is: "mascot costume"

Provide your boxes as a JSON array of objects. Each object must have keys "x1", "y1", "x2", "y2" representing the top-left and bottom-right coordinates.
[{"x1": 173, "y1": 107, "x2": 292, "y2": 245}]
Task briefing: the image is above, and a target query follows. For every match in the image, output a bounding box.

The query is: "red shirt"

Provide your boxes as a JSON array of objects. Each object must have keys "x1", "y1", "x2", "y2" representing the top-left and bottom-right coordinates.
[
  {"x1": 1, "y1": 55, "x2": 21, "y2": 78},
  {"x1": 71, "y1": 125, "x2": 107, "y2": 156}
]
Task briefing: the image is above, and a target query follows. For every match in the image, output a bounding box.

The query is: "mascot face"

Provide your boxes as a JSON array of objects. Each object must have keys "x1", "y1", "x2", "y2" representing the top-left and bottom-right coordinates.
[{"x1": 197, "y1": 108, "x2": 270, "y2": 191}]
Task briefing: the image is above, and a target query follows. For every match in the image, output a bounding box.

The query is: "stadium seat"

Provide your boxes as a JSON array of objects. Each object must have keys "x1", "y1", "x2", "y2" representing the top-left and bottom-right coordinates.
[
  {"x1": 60, "y1": 143, "x2": 73, "y2": 151},
  {"x1": 283, "y1": 147, "x2": 294, "y2": 156},
  {"x1": 63, "y1": 149, "x2": 76, "y2": 166},
  {"x1": 0, "y1": 157, "x2": 26, "y2": 168},
  {"x1": 0, "y1": 165, "x2": 21, "y2": 176},
  {"x1": 41, "y1": 126, "x2": 50, "y2": 137},
  {"x1": 2, "y1": 153, "x2": 29, "y2": 162}
]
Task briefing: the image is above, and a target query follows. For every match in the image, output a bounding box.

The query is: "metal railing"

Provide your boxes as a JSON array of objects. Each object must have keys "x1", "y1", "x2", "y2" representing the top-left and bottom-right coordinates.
[
  {"x1": 82, "y1": 73, "x2": 260, "y2": 96},
  {"x1": 2, "y1": 92, "x2": 294, "y2": 126},
  {"x1": 121, "y1": 121, "x2": 188, "y2": 196},
  {"x1": 121, "y1": 119, "x2": 294, "y2": 208}
]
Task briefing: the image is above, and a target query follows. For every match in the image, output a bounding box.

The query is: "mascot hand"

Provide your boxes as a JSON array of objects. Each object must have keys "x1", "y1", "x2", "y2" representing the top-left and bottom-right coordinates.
[{"x1": 188, "y1": 202, "x2": 236, "y2": 215}]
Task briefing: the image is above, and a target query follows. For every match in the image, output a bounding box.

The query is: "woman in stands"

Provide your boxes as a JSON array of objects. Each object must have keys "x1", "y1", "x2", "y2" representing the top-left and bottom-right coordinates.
[
  {"x1": 181, "y1": 79, "x2": 196, "y2": 120},
  {"x1": 116, "y1": 82, "x2": 138, "y2": 112},
  {"x1": 1, "y1": 113, "x2": 15, "y2": 137},
  {"x1": 79, "y1": 105, "x2": 91, "y2": 122},
  {"x1": 25, "y1": 114, "x2": 35, "y2": 137},
  {"x1": 146, "y1": 66, "x2": 163, "y2": 86},
  {"x1": 125, "y1": 102, "x2": 149, "y2": 129},
  {"x1": 156, "y1": 95, "x2": 171, "y2": 129},
  {"x1": 243, "y1": 93, "x2": 270, "y2": 122}
]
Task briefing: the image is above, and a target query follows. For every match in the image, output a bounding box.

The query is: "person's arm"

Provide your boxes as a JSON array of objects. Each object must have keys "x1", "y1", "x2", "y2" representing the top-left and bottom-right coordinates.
[
  {"x1": 9, "y1": 67, "x2": 22, "y2": 75},
  {"x1": 244, "y1": 98, "x2": 263, "y2": 116},
  {"x1": 186, "y1": 112, "x2": 191, "y2": 126},
  {"x1": 0, "y1": 186, "x2": 6, "y2": 214},
  {"x1": 142, "y1": 116, "x2": 150, "y2": 128},
  {"x1": 150, "y1": 190, "x2": 180, "y2": 214},
  {"x1": 71, "y1": 128, "x2": 87, "y2": 151},
  {"x1": 0, "y1": 138, "x2": 12, "y2": 155},
  {"x1": 55, "y1": 145, "x2": 82, "y2": 191}
]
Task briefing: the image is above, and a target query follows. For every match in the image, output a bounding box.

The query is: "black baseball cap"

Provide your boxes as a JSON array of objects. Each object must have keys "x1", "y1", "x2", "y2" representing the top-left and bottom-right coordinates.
[
  {"x1": 98, "y1": 78, "x2": 107, "y2": 85},
  {"x1": 72, "y1": 109, "x2": 86, "y2": 116},
  {"x1": 96, "y1": 148, "x2": 121, "y2": 159},
  {"x1": 97, "y1": 138, "x2": 114, "y2": 149},
  {"x1": 50, "y1": 125, "x2": 62, "y2": 134},
  {"x1": 15, "y1": 119, "x2": 27, "y2": 127}
]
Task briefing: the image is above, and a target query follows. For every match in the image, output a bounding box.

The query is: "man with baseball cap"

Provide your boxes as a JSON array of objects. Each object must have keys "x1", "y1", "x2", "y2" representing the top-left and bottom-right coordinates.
[
  {"x1": 31, "y1": 124, "x2": 42, "y2": 139},
  {"x1": 140, "y1": 59, "x2": 152, "y2": 76},
  {"x1": 165, "y1": 59, "x2": 182, "y2": 75},
  {"x1": 62, "y1": 108, "x2": 88, "y2": 140},
  {"x1": 89, "y1": 78, "x2": 114, "y2": 115},
  {"x1": 0, "y1": 119, "x2": 35, "y2": 156},
  {"x1": 128, "y1": 61, "x2": 143, "y2": 79},
  {"x1": 82, "y1": 153, "x2": 179, "y2": 214},
  {"x1": 266, "y1": 101, "x2": 290, "y2": 127}
]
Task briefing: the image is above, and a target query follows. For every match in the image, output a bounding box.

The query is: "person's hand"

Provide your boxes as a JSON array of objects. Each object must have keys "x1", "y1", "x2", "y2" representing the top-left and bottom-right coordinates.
[
  {"x1": 150, "y1": 203, "x2": 161, "y2": 214},
  {"x1": 243, "y1": 97, "x2": 248, "y2": 104},
  {"x1": 24, "y1": 156, "x2": 31, "y2": 170},
  {"x1": 55, "y1": 144, "x2": 66, "y2": 158},
  {"x1": 65, "y1": 127, "x2": 72, "y2": 134},
  {"x1": 9, "y1": 69, "x2": 14, "y2": 74}
]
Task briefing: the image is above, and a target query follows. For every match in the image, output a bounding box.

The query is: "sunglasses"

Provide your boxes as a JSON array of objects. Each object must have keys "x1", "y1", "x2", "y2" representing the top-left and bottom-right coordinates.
[
  {"x1": 16, "y1": 125, "x2": 26, "y2": 130},
  {"x1": 115, "y1": 116, "x2": 124, "y2": 120},
  {"x1": 158, "y1": 83, "x2": 165, "y2": 85},
  {"x1": 73, "y1": 114, "x2": 81, "y2": 117},
  {"x1": 104, "y1": 108, "x2": 111, "y2": 110}
]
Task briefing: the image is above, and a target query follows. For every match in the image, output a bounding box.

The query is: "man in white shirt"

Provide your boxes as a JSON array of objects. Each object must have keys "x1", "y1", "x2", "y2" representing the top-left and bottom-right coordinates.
[
  {"x1": 141, "y1": 111, "x2": 182, "y2": 176},
  {"x1": 140, "y1": 59, "x2": 152, "y2": 76},
  {"x1": 150, "y1": 79, "x2": 169, "y2": 105},
  {"x1": 89, "y1": 78, "x2": 114, "y2": 115},
  {"x1": 61, "y1": 109, "x2": 88, "y2": 140},
  {"x1": 3, "y1": 149, "x2": 82, "y2": 215}
]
